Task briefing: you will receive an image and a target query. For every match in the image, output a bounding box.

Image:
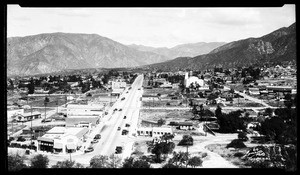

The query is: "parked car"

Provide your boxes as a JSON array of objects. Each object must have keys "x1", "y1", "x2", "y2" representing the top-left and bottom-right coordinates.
[
  {"x1": 41, "y1": 118, "x2": 52, "y2": 123},
  {"x1": 94, "y1": 134, "x2": 101, "y2": 140},
  {"x1": 115, "y1": 146, "x2": 123, "y2": 154},
  {"x1": 121, "y1": 97, "x2": 125, "y2": 100},
  {"x1": 84, "y1": 147, "x2": 94, "y2": 153},
  {"x1": 118, "y1": 127, "x2": 121, "y2": 131},
  {"x1": 122, "y1": 130, "x2": 128, "y2": 135},
  {"x1": 125, "y1": 124, "x2": 130, "y2": 127},
  {"x1": 123, "y1": 116, "x2": 126, "y2": 119},
  {"x1": 91, "y1": 139, "x2": 99, "y2": 144},
  {"x1": 138, "y1": 88, "x2": 141, "y2": 90},
  {"x1": 119, "y1": 108, "x2": 122, "y2": 111}
]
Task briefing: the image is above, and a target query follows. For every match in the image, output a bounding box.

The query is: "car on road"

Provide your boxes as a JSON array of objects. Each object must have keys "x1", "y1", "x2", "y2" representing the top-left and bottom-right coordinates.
[
  {"x1": 138, "y1": 88, "x2": 141, "y2": 90},
  {"x1": 84, "y1": 147, "x2": 94, "y2": 153},
  {"x1": 122, "y1": 129, "x2": 129, "y2": 135},
  {"x1": 91, "y1": 139, "x2": 99, "y2": 144},
  {"x1": 118, "y1": 127, "x2": 121, "y2": 131},
  {"x1": 121, "y1": 97, "x2": 125, "y2": 100},
  {"x1": 125, "y1": 123, "x2": 130, "y2": 127},
  {"x1": 126, "y1": 91, "x2": 128, "y2": 93},
  {"x1": 119, "y1": 108, "x2": 122, "y2": 111},
  {"x1": 123, "y1": 116, "x2": 126, "y2": 119},
  {"x1": 129, "y1": 87, "x2": 132, "y2": 90},
  {"x1": 115, "y1": 146, "x2": 123, "y2": 154},
  {"x1": 94, "y1": 134, "x2": 101, "y2": 140},
  {"x1": 41, "y1": 118, "x2": 52, "y2": 123}
]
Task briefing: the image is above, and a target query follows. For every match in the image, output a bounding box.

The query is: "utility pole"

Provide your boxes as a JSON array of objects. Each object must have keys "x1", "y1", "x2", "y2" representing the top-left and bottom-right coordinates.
[
  {"x1": 69, "y1": 152, "x2": 72, "y2": 162},
  {"x1": 30, "y1": 104, "x2": 33, "y2": 150}
]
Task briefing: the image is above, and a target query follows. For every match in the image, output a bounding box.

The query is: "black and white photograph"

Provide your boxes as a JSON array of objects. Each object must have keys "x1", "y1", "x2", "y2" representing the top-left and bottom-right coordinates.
[{"x1": 5, "y1": 3, "x2": 297, "y2": 172}]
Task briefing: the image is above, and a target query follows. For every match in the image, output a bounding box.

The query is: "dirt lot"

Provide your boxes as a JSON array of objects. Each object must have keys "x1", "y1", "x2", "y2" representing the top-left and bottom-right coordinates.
[
  {"x1": 143, "y1": 88, "x2": 179, "y2": 96},
  {"x1": 139, "y1": 109, "x2": 193, "y2": 126}
]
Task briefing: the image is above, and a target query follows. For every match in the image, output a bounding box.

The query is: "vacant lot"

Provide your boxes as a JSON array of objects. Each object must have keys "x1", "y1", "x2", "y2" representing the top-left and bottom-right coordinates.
[
  {"x1": 143, "y1": 88, "x2": 179, "y2": 96},
  {"x1": 142, "y1": 99, "x2": 186, "y2": 108},
  {"x1": 139, "y1": 109, "x2": 193, "y2": 126}
]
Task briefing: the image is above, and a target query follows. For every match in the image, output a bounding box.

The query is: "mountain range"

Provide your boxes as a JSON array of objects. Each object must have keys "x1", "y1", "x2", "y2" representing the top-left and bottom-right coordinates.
[
  {"x1": 127, "y1": 42, "x2": 226, "y2": 59},
  {"x1": 7, "y1": 33, "x2": 170, "y2": 76},
  {"x1": 7, "y1": 22, "x2": 296, "y2": 76},
  {"x1": 146, "y1": 22, "x2": 296, "y2": 71}
]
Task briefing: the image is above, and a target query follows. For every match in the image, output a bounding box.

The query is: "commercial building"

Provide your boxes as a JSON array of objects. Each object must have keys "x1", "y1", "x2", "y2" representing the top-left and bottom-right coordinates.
[
  {"x1": 37, "y1": 126, "x2": 89, "y2": 154},
  {"x1": 137, "y1": 127, "x2": 173, "y2": 138},
  {"x1": 14, "y1": 111, "x2": 42, "y2": 122},
  {"x1": 66, "y1": 103, "x2": 104, "y2": 129}
]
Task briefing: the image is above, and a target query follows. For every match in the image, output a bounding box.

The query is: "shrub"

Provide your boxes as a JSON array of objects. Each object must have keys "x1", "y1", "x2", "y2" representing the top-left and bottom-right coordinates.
[
  {"x1": 226, "y1": 139, "x2": 247, "y2": 149},
  {"x1": 238, "y1": 132, "x2": 249, "y2": 141},
  {"x1": 234, "y1": 152, "x2": 245, "y2": 157},
  {"x1": 17, "y1": 136, "x2": 26, "y2": 142}
]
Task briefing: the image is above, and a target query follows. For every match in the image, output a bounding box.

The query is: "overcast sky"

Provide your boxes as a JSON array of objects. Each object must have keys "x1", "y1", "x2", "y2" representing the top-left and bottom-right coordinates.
[{"x1": 7, "y1": 5, "x2": 295, "y2": 48}]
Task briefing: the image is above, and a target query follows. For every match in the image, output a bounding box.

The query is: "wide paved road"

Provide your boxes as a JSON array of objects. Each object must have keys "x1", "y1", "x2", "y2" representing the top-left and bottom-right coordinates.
[{"x1": 46, "y1": 74, "x2": 144, "y2": 166}]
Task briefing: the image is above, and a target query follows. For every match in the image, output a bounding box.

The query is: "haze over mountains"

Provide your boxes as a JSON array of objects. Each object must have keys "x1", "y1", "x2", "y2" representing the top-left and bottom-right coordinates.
[
  {"x1": 127, "y1": 42, "x2": 226, "y2": 59},
  {"x1": 147, "y1": 22, "x2": 296, "y2": 71},
  {"x1": 7, "y1": 22, "x2": 296, "y2": 76}
]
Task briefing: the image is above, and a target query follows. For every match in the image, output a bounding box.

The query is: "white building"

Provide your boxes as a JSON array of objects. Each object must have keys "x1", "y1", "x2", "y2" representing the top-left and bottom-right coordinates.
[
  {"x1": 112, "y1": 81, "x2": 126, "y2": 90},
  {"x1": 37, "y1": 127, "x2": 89, "y2": 154},
  {"x1": 66, "y1": 103, "x2": 104, "y2": 129},
  {"x1": 137, "y1": 127, "x2": 173, "y2": 138},
  {"x1": 7, "y1": 107, "x2": 24, "y2": 122},
  {"x1": 67, "y1": 103, "x2": 104, "y2": 117},
  {"x1": 184, "y1": 72, "x2": 204, "y2": 88}
]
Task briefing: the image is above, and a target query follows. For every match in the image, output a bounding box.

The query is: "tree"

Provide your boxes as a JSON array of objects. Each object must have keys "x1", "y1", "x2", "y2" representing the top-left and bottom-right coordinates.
[
  {"x1": 187, "y1": 156, "x2": 203, "y2": 168},
  {"x1": 226, "y1": 139, "x2": 247, "y2": 148},
  {"x1": 178, "y1": 135, "x2": 193, "y2": 146},
  {"x1": 168, "y1": 151, "x2": 189, "y2": 167},
  {"x1": 161, "y1": 133, "x2": 174, "y2": 142},
  {"x1": 28, "y1": 78, "x2": 35, "y2": 94},
  {"x1": 8, "y1": 153, "x2": 27, "y2": 171},
  {"x1": 157, "y1": 118, "x2": 166, "y2": 126},
  {"x1": 215, "y1": 105, "x2": 222, "y2": 119},
  {"x1": 89, "y1": 155, "x2": 109, "y2": 168},
  {"x1": 122, "y1": 157, "x2": 151, "y2": 168},
  {"x1": 284, "y1": 93, "x2": 293, "y2": 109},
  {"x1": 238, "y1": 132, "x2": 249, "y2": 141},
  {"x1": 52, "y1": 159, "x2": 83, "y2": 168},
  {"x1": 264, "y1": 108, "x2": 273, "y2": 117},
  {"x1": 107, "y1": 154, "x2": 122, "y2": 168},
  {"x1": 30, "y1": 154, "x2": 49, "y2": 168}
]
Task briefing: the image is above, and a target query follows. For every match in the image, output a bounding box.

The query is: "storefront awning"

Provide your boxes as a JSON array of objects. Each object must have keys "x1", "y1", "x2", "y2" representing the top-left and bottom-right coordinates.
[
  {"x1": 37, "y1": 137, "x2": 54, "y2": 143},
  {"x1": 66, "y1": 143, "x2": 76, "y2": 150},
  {"x1": 53, "y1": 142, "x2": 63, "y2": 149}
]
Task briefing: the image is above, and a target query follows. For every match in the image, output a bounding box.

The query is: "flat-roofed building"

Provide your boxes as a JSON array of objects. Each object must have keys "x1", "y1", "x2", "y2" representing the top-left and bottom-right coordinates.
[
  {"x1": 66, "y1": 103, "x2": 104, "y2": 129},
  {"x1": 37, "y1": 126, "x2": 89, "y2": 154},
  {"x1": 137, "y1": 127, "x2": 173, "y2": 138}
]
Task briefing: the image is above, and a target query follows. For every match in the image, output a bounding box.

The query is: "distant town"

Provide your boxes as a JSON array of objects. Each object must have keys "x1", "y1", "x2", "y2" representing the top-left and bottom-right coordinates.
[{"x1": 7, "y1": 62, "x2": 297, "y2": 170}]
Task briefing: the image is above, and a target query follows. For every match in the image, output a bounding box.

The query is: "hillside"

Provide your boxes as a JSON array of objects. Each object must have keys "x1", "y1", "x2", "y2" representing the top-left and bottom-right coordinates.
[
  {"x1": 146, "y1": 23, "x2": 296, "y2": 71},
  {"x1": 7, "y1": 33, "x2": 169, "y2": 76}
]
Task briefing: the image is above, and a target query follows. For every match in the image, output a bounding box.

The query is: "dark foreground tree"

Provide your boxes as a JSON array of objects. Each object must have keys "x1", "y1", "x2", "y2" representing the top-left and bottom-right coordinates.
[
  {"x1": 122, "y1": 157, "x2": 151, "y2": 168},
  {"x1": 52, "y1": 160, "x2": 84, "y2": 168},
  {"x1": 8, "y1": 153, "x2": 27, "y2": 171},
  {"x1": 187, "y1": 156, "x2": 203, "y2": 168},
  {"x1": 30, "y1": 154, "x2": 49, "y2": 168}
]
